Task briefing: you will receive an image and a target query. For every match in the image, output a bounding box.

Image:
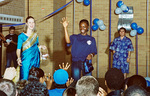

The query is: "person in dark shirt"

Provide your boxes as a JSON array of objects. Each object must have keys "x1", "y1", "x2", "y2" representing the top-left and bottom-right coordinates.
[
  {"x1": 4, "y1": 26, "x2": 18, "y2": 68},
  {"x1": 61, "y1": 17, "x2": 97, "y2": 81}
]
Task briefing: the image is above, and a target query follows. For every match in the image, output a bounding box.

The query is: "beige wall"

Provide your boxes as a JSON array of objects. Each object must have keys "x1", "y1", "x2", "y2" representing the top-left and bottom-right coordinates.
[{"x1": 1, "y1": 0, "x2": 150, "y2": 78}]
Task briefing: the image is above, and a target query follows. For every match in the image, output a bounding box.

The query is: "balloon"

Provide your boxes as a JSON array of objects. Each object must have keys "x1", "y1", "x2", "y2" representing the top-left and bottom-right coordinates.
[
  {"x1": 123, "y1": 6, "x2": 129, "y2": 12},
  {"x1": 131, "y1": 22, "x2": 138, "y2": 30},
  {"x1": 83, "y1": 0, "x2": 90, "y2": 6},
  {"x1": 145, "y1": 77, "x2": 150, "y2": 87},
  {"x1": 146, "y1": 80, "x2": 150, "y2": 87},
  {"x1": 137, "y1": 27, "x2": 144, "y2": 34},
  {"x1": 97, "y1": 20, "x2": 104, "y2": 26},
  {"x1": 92, "y1": 24, "x2": 99, "y2": 31},
  {"x1": 99, "y1": 24, "x2": 106, "y2": 31},
  {"x1": 76, "y1": 0, "x2": 83, "y2": 3},
  {"x1": 130, "y1": 30, "x2": 137, "y2": 37},
  {"x1": 93, "y1": 18, "x2": 99, "y2": 25},
  {"x1": 115, "y1": 8, "x2": 122, "y2": 14},
  {"x1": 121, "y1": 4, "x2": 127, "y2": 11},
  {"x1": 117, "y1": 1, "x2": 124, "y2": 8}
]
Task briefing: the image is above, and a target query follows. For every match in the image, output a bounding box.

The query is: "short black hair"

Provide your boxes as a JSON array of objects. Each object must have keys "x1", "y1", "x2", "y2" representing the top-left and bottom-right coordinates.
[
  {"x1": 127, "y1": 75, "x2": 147, "y2": 89},
  {"x1": 28, "y1": 67, "x2": 44, "y2": 81},
  {"x1": 20, "y1": 81, "x2": 49, "y2": 96},
  {"x1": 118, "y1": 27, "x2": 126, "y2": 33},
  {"x1": 63, "y1": 86, "x2": 76, "y2": 96},
  {"x1": 0, "y1": 90, "x2": 7, "y2": 96},
  {"x1": 124, "y1": 85, "x2": 149, "y2": 96},
  {"x1": 79, "y1": 19, "x2": 89, "y2": 26},
  {"x1": 105, "y1": 68, "x2": 124, "y2": 90},
  {"x1": 9, "y1": 26, "x2": 15, "y2": 31}
]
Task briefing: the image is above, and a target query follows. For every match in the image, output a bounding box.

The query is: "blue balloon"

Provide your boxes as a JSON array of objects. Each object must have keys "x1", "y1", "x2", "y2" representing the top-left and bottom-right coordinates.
[
  {"x1": 137, "y1": 27, "x2": 144, "y2": 34},
  {"x1": 146, "y1": 80, "x2": 150, "y2": 87},
  {"x1": 131, "y1": 22, "x2": 138, "y2": 30},
  {"x1": 117, "y1": 1, "x2": 124, "y2": 8},
  {"x1": 92, "y1": 24, "x2": 99, "y2": 31},
  {"x1": 84, "y1": 0, "x2": 90, "y2": 6},
  {"x1": 123, "y1": 6, "x2": 129, "y2": 12},
  {"x1": 93, "y1": 18, "x2": 99, "y2": 25},
  {"x1": 130, "y1": 30, "x2": 137, "y2": 37}
]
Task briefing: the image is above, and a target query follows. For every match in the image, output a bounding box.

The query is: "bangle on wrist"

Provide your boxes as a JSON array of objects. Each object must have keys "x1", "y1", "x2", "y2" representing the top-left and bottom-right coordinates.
[{"x1": 17, "y1": 58, "x2": 21, "y2": 61}]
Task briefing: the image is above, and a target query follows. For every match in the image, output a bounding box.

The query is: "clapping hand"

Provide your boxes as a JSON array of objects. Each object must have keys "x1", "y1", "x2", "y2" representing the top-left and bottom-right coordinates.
[
  {"x1": 45, "y1": 73, "x2": 54, "y2": 90},
  {"x1": 97, "y1": 87, "x2": 107, "y2": 96},
  {"x1": 3, "y1": 67, "x2": 17, "y2": 80},
  {"x1": 66, "y1": 77, "x2": 74, "y2": 87}
]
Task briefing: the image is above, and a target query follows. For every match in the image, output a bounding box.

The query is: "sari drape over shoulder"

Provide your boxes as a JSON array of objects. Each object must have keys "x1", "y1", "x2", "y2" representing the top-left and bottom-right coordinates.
[{"x1": 17, "y1": 32, "x2": 40, "y2": 80}]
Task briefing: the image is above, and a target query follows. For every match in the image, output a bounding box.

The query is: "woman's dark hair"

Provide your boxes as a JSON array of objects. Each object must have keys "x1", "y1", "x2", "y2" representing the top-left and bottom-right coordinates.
[
  {"x1": 25, "y1": 16, "x2": 34, "y2": 23},
  {"x1": 28, "y1": 67, "x2": 44, "y2": 81},
  {"x1": 79, "y1": 19, "x2": 89, "y2": 26},
  {"x1": 23, "y1": 16, "x2": 36, "y2": 33}
]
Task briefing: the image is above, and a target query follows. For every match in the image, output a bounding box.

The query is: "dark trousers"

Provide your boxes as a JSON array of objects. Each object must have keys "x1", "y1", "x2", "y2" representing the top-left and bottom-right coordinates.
[
  {"x1": 71, "y1": 61, "x2": 92, "y2": 81},
  {"x1": 6, "y1": 51, "x2": 17, "y2": 68}
]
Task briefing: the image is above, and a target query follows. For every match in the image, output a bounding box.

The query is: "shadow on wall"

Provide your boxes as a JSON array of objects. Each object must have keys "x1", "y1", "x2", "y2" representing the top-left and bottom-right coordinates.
[{"x1": 43, "y1": 35, "x2": 71, "y2": 75}]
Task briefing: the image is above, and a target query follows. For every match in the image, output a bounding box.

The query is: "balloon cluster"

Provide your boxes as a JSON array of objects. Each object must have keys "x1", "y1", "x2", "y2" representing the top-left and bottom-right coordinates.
[
  {"x1": 77, "y1": 0, "x2": 90, "y2": 6},
  {"x1": 115, "y1": 1, "x2": 129, "y2": 14},
  {"x1": 91, "y1": 18, "x2": 106, "y2": 31},
  {"x1": 130, "y1": 22, "x2": 144, "y2": 36}
]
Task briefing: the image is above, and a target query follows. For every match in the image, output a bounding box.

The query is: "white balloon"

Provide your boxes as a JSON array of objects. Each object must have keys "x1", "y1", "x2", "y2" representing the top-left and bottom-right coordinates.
[
  {"x1": 76, "y1": 0, "x2": 83, "y2": 3},
  {"x1": 99, "y1": 24, "x2": 106, "y2": 31},
  {"x1": 121, "y1": 4, "x2": 127, "y2": 11},
  {"x1": 130, "y1": 30, "x2": 137, "y2": 37},
  {"x1": 115, "y1": 8, "x2": 122, "y2": 14},
  {"x1": 97, "y1": 20, "x2": 104, "y2": 26}
]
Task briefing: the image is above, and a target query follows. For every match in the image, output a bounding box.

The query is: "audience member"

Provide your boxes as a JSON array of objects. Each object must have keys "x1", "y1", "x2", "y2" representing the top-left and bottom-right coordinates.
[
  {"x1": 104, "y1": 68, "x2": 124, "y2": 96},
  {"x1": 75, "y1": 76, "x2": 99, "y2": 96},
  {"x1": 20, "y1": 81, "x2": 49, "y2": 96},
  {"x1": 0, "y1": 79, "x2": 17, "y2": 96},
  {"x1": 124, "y1": 85, "x2": 149, "y2": 96},
  {"x1": 28, "y1": 67, "x2": 45, "y2": 82},
  {"x1": 20, "y1": 67, "x2": 49, "y2": 96},
  {"x1": 127, "y1": 75, "x2": 147, "y2": 90},
  {"x1": 48, "y1": 69, "x2": 69, "y2": 96},
  {"x1": 63, "y1": 86, "x2": 76, "y2": 96}
]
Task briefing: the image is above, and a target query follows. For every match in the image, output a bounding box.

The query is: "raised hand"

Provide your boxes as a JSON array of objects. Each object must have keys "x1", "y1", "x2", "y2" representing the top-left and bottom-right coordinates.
[
  {"x1": 45, "y1": 73, "x2": 54, "y2": 90},
  {"x1": 97, "y1": 87, "x2": 107, "y2": 96},
  {"x1": 59, "y1": 62, "x2": 70, "y2": 71},
  {"x1": 66, "y1": 77, "x2": 74, "y2": 87},
  {"x1": 3, "y1": 67, "x2": 17, "y2": 80},
  {"x1": 60, "y1": 17, "x2": 69, "y2": 28}
]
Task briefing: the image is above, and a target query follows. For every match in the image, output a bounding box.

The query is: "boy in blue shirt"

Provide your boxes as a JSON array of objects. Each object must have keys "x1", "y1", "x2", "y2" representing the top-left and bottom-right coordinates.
[{"x1": 61, "y1": 17, "x2": 97, "y2": 81}]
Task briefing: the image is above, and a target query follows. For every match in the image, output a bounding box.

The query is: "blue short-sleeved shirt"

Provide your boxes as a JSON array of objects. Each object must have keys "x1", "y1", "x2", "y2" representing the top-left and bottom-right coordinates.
[
  {"x1": 48, "y1": 88, "x2": 66, "y2": 96},
  {"x1": 109, "y1": 36, "x2": 134, "y2": 73},
  {"x1": 67, "y1": 34, "x2": 97, "y2": 61}
]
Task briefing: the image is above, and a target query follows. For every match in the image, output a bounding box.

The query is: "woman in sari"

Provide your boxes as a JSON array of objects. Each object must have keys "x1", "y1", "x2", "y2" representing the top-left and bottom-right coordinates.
[{"x1": 16, "y1": 16, "x2": 46, "y2": 80}]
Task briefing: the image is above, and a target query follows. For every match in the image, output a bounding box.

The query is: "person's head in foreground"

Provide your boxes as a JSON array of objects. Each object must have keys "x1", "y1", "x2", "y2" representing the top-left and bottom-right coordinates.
[{"x1": 75, "y1": 76, "x2": 99, "y2": 96}]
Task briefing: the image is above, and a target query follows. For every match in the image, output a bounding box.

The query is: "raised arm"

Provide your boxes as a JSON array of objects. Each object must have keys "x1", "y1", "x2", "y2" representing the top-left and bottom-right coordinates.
[{"x1": 61, "y1": 17, "x2": 70, "y2": 43}]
